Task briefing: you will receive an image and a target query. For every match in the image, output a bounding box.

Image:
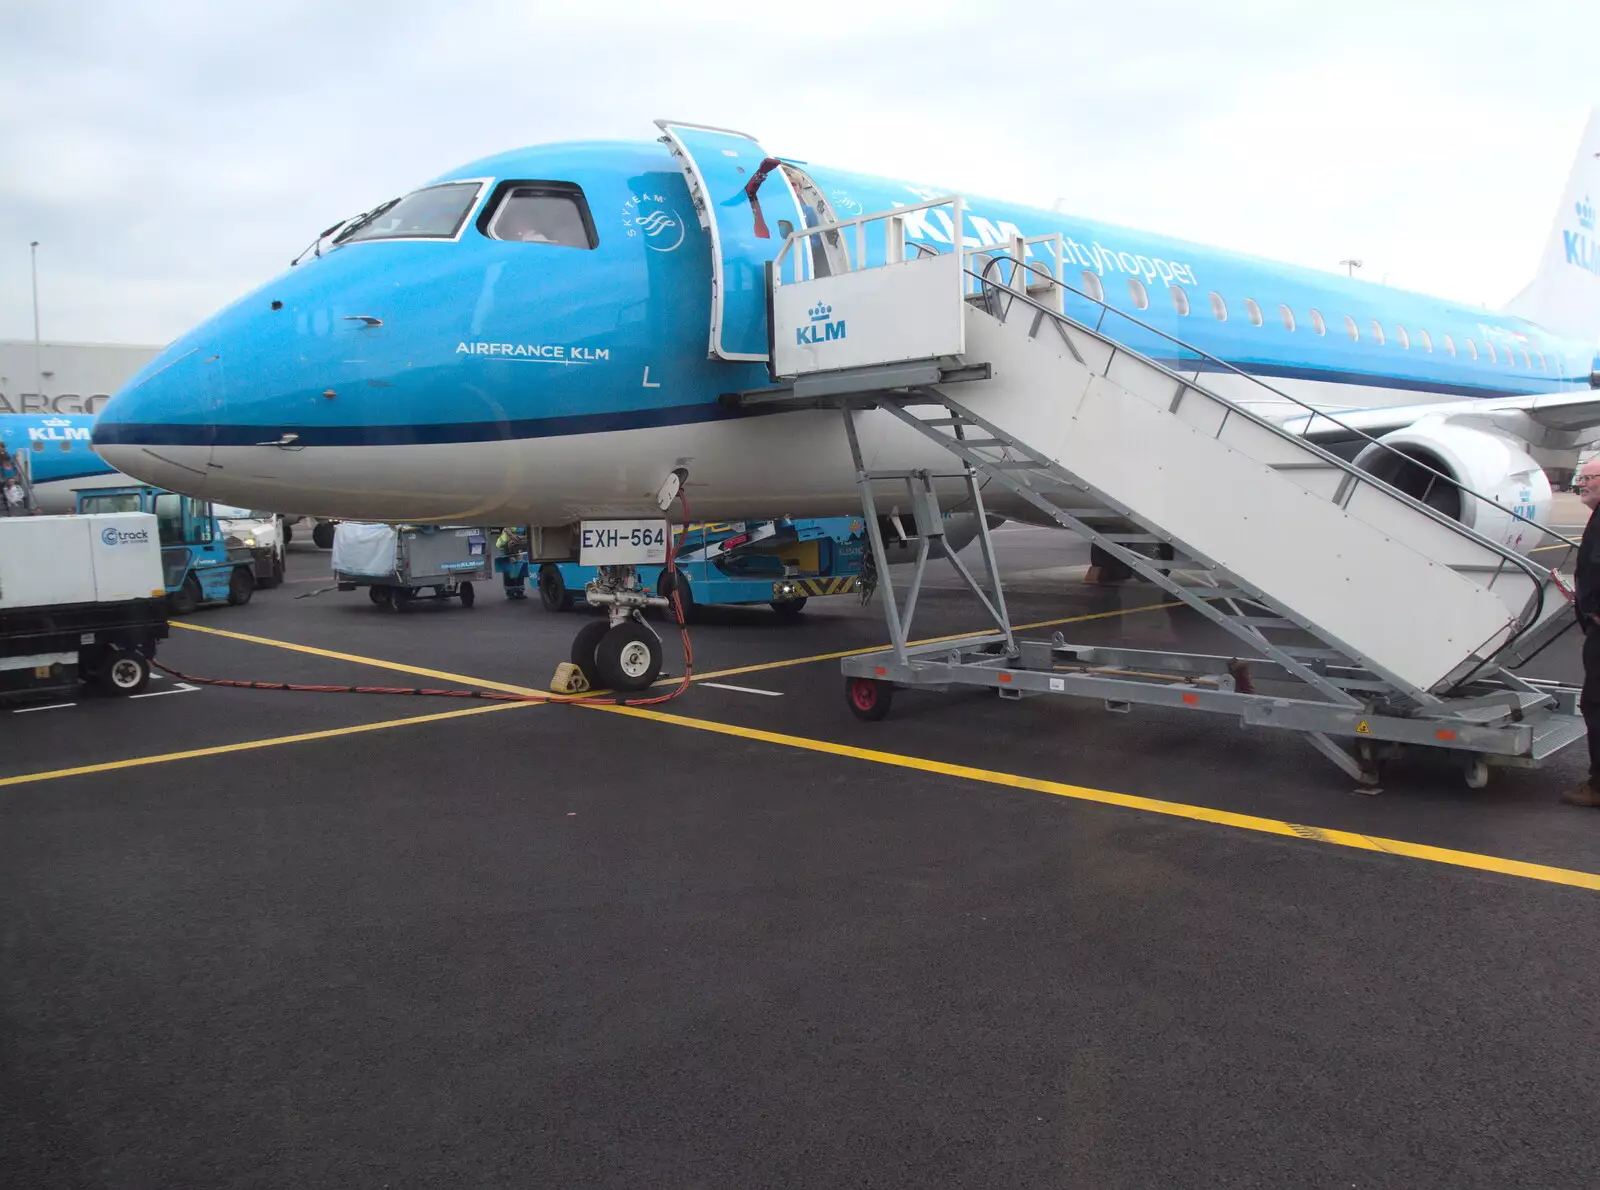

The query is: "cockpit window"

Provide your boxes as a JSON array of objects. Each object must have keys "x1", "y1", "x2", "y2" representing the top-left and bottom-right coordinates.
[
  {"x1": 481, "y1": 183, "x2": 596, "y2": 249},
  {"x1": 338, "y1": 181, "x2": 483, "y2": 244}
]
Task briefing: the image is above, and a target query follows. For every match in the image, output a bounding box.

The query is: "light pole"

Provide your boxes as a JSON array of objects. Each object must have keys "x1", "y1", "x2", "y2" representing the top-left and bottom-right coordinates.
[
  {"x1": 29, "y1": 241, "x2": 43, "y2": 402},
  {"x1": 1339, "y1": 258, "x2": 1363, "y2": 278}
]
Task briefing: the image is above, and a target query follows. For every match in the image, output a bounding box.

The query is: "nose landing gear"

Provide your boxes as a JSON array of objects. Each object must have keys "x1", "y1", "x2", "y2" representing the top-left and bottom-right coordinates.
[{"x1": 568, "y1": 564, "x2": 671, "y2": 693}]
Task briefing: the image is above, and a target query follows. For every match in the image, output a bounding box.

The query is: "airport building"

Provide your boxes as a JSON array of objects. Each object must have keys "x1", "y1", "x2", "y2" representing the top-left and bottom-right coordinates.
[{"x1": 0, "y1": 339, "x2": 162, "y2": 415}]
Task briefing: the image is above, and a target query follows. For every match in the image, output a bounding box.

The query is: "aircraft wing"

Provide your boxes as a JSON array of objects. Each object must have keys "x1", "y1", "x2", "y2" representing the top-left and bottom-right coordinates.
[{"x1": 1279, "y1": 387, "x2": 1600, "y2": 447}]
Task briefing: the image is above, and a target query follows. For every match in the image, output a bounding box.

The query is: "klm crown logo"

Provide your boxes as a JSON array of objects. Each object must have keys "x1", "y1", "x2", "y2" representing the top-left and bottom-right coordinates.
[
  {"x1": 1579, "y1": 195, "x2": 1597, "y2": 232},
  {"x1": 796, "y1": 301, "x2": 846, "y2": 346}
]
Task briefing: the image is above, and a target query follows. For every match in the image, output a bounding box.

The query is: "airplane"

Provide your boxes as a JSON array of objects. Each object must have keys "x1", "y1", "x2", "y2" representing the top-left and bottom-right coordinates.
[
  {"x1": 0, "y1": 413, "x2": 124, "y2": 512},
  {"x1": 92, "y1": 114, "x2": 1600, "y2": 614}
]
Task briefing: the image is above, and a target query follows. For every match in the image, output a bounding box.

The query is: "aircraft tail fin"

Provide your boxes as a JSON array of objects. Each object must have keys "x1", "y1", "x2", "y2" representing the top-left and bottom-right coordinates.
[{"x1": 1504, "y1": 106, "x2": 1600, "y2": 343}]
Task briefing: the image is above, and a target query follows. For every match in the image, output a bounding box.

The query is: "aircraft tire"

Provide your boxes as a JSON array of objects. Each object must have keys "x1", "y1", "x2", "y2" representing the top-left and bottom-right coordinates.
[
  {"x1": 539, "y1": 565, "x2": 573, "y2": 612},
  {"x1": 283, "y1": 522, "x2": 293, "y2": 545},
  {"x1": 312, "y1": 521, "x2": 335, "y2": 550},
  {"x1": 594, "y1": 621, "x2": 663, "y2": 693},
  {"x1": 570, "y1": 619, "x2": 611, "y2": 684}
]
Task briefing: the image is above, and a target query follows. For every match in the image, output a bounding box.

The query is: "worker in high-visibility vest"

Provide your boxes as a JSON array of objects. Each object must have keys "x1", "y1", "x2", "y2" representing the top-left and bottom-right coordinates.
[{"x1": 495, "y1": 526, "x2": 530, "y2": 599}]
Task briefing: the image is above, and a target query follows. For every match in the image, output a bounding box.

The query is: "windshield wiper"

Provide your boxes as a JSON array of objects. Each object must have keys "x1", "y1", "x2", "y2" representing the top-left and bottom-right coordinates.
[
  {"x1": 330, "y1": 197, "x2": 400, "y2": 245},
  {"x1": 290, "y1": 217, "x2": 355, "y2": 267},
  {"x1": 288, "y1": 196, "x2": 400, "y2": 267}
]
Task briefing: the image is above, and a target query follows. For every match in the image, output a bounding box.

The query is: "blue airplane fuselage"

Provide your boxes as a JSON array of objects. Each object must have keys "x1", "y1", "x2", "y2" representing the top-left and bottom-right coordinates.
[{"x1": 90, "y1": 135, "x2": 1600, "y2": 525}]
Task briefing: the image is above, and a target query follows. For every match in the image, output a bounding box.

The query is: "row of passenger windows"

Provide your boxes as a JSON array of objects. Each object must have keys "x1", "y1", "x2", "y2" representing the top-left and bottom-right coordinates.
[{"x1": 1078, "y1": 271, "x2": 1552, "y2": 371}]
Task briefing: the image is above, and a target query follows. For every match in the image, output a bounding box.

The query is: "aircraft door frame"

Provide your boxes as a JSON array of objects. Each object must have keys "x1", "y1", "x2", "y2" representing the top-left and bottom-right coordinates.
[{"x1": 654, "y1": 120, "x2": 808, "y2": 362}]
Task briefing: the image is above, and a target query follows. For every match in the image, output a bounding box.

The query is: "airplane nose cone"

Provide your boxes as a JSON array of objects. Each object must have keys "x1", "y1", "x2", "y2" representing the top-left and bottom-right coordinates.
[{"x1": 93, "y1": 342, "x2": 218, "y2": 493}]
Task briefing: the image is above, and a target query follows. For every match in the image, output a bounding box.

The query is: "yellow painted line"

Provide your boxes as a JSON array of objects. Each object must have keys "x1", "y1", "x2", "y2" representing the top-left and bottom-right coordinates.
[
  {"x1": 683, "y1": 600, "x2": 1184, "y2": 684},
  {"x1": 174, "y1": 597, "x2": 1182, "y2": 693},
  {"x1": 0, "y1": 701, "x2": 532, "y2": 790},
  {"x1": 582, "y1": 702, "x2": 1600, "y2": 893},
  {"x1": 1530, "y1": 542, "x2": 1576, "y2": 554},
  {"x1": 171, "y1": 621, "x2": 548, "y2": 696}
]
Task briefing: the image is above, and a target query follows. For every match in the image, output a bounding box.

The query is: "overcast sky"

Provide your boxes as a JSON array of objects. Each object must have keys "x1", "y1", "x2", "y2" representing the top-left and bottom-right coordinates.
[{"x1": 2, "y1": 0, "x2": 1597, "y2": 345}]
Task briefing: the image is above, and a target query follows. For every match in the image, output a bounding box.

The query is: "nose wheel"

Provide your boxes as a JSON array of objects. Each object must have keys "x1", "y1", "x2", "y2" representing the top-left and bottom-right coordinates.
[{"x1": 570, "y1": 617, "x2": 663, "y2": 693}]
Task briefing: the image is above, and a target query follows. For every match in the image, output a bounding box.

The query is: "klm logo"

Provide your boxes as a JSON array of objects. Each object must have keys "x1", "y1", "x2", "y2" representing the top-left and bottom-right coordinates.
[
  {"x1": 796, "y1": 302, "x2": 846, "y2": 346},
  {"x1": 1565, "y1": 195, "x2": 1600, "y2": 277}
]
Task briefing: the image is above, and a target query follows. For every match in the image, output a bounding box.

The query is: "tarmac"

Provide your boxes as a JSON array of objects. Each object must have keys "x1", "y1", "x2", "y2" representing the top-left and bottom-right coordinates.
[{"x1": 5, "y1": 524, "x2": 1600, "y2": 1189}]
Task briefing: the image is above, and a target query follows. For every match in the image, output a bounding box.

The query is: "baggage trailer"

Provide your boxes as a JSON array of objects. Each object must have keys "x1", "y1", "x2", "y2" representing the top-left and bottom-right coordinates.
[
  {"x1": 332, "y1": 523, "x2": 492, "y2": 610},
  {"x1": 0, "y1": 513, "x2": 170, "y2": 701}
]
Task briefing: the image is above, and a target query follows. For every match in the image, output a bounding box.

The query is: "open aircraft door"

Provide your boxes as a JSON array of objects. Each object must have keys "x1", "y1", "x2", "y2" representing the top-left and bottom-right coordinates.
[{"x1": 655, "y1": 120, "x2": 841, "y2": 363}]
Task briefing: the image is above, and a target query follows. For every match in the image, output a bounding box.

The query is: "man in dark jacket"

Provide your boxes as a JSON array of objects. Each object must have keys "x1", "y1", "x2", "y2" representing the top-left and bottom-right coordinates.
[{"x1": 1567, "y1": 457, "x2": 1600, "y2": 806}]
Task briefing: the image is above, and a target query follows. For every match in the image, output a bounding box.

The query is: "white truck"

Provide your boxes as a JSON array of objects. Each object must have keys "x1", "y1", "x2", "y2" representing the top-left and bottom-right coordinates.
[{"x1": 0, "y1": 513, "x2": 170, "y2": 701}]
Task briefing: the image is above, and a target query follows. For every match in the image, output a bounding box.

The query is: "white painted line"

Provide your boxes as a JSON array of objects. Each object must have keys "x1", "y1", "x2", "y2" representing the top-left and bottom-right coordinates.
[
  {"x1": 13, "y1": 702, "x2": 75, "y2": 714},
  {"x1": 130, "y1": 682, "x2": 200, "y2": 700},
  {"x1": 701, "y1": 681, "x2": 784, "y2": 697}
]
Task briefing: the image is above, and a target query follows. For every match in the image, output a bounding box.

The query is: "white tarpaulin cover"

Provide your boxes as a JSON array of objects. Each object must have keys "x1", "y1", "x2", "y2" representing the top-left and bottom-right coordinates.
[{"x1": 332, "y1": 522, "x2": 399, "y2": 577}]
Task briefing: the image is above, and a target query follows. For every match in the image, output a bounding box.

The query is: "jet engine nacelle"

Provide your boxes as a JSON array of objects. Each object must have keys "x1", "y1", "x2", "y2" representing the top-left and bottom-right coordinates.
[
  {"x1": 874, "y1": 510, "x2": 1003, "y2": 564},
  {"x1": 1351, "y1": 420, "x2": 1552, "y2": 551}
]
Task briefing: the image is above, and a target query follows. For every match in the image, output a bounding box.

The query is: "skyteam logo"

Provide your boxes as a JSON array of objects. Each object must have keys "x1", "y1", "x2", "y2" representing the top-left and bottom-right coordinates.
[
  {"x1": 621, "y1": 192, "x2": 686, "y2": 253},
  {"x1": 796, "y1": 302, "x2": 846, "y2": 346},
  {"x1": 1565, "y1": 195, "x2": 1600, "y2": 277}
]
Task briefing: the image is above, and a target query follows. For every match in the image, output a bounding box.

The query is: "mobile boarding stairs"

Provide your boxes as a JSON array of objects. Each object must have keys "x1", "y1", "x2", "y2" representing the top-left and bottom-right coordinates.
[{"x1": 743, "y1": 197, "x2": 1585, "y2": 788}]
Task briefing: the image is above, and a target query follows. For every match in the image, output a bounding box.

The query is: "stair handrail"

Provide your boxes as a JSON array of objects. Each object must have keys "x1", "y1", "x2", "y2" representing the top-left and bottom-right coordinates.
[
  {"x1": 772, "y1": 204, "x2": 1564, "y2": 671},
  {"x1": 960, "y1": 250, "x2": 1565, "y2": 677},
  {"x1": 968, "y1": 247, "x2": 1577, "y2": 557}
]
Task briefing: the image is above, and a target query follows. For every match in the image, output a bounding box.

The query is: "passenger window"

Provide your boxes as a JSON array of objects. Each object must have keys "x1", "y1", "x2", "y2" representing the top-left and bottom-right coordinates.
[
  {"x1": 1486, "y1": 341, "x2": 1498, "y2": 363},
  {"x1": 1209, "y1": 292, "x2": 1228, "y2": 320},
  {"x1": 154, "y1": 493, "x2": 183, "y2": 544},
  {"x1": 1369, "y1": 320, "x2": 1386, "y2": 346},
  {"x1": 1344, "y1": 315, "x2": 1359, "y2": 341},
  {"x1": 1245, "y1": 299, "x2": 1263, "y2": 326},
  {"x1": 1536, "y1": 349, "x2": 1548, "y2": 371},
  {"x1": 1127, "y1": 277, "x2": 1149, "y2": 310},
  {"x1": 1081, "y1": 271, "x2": 1104, "y2": 303},
  {"x1": 1520, "y1": 347, "x2": 1532, "y2": 368},
  {"x1": 1443, "y1": 334, "x2": 1456, "y2": 355},
  {"x1": 1309, "y1": 309, "x2": 1326, "y2": 335},
  {"x1": 31, "y1": 440, "x2": 43, "y2": 452},
  {"x1": 483, "y1": 182, "x2": 597, "y2": 248},
  {"x1": 1279, "y1": 305, "x2": 1296, "y2": 332},
  {"x1": 60, "y1": 440, "x2": 72, "y2": 451},
  {"x1": 1418, "y1": 329, "x2": 1433, "y2": 353},
  {"x1": 1466, "y1": 339, "x2": 1479, "y2": 360},
  {"x1": 1395, "y1": 325, "x2": 1410, "y2": 349},
  {"x1": 1170, "y1": 285, "x2": 1190, "y2": 315}
]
